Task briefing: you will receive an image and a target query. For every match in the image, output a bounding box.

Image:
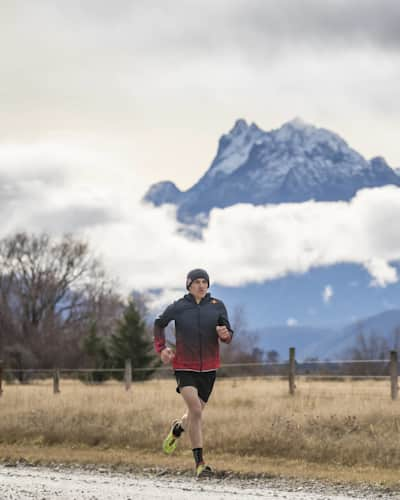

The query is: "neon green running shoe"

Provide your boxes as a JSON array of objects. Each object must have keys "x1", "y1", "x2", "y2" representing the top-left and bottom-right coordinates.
[
  {"x1": 162, "y1": 420, "x2": 181, "y2": 454},
  {"x1": 196, "y1": 463, "x2": 213, "y2": 479}
]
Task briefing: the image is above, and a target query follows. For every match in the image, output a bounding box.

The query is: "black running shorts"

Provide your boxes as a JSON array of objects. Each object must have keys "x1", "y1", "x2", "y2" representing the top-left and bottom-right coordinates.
[{"x1": 174, "y1": 370, "x2": 216, "y2": 403}]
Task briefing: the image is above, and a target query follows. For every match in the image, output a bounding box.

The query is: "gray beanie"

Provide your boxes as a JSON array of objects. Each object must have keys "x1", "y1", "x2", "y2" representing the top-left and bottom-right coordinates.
[{"x1": 186, "y1": 268, "x2": 210, "y2": 290}]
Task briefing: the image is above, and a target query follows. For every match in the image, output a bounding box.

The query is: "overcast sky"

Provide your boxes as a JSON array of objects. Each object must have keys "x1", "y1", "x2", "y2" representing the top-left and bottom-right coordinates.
[
  {"x1": 1, "y1": 0, "x2": 400, "y2": 189},
  {"x1": 1, "y1": 1, "x2": 399, "y2": 298}
]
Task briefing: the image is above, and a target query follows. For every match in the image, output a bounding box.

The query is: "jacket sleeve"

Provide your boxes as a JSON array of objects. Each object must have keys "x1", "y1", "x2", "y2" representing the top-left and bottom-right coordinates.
[
  {"x1": 153, "y1": 302, "x2": 176, "y2": 353},
  {"x1": 218, "y1": 302, "x2": 234, "y2": 344}
]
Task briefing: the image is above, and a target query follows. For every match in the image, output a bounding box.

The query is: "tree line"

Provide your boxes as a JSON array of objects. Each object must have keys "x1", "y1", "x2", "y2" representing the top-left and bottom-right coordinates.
[
  {"x1": 0, "y1": 232, "x2": 158, "y2": 380},
  {"x1": 0, "y1": 232, "x2": 279, "y2": 381},
  {"x1": 2, "y1": 231, "x2": 398, "y2": 382}
]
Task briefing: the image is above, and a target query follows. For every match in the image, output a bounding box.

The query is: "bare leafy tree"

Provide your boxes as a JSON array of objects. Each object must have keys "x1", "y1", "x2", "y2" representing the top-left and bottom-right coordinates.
[
  {"x1": 0, "y1": 232, "x2": 121, "y2": 369},
  {"x1": 346, "y1": 325, "x2": 389, "y2": 376},
  {"x1": 219, "y1": 305, "x2": 266, "y2": 376},
  {"x1": 350, "y1": 330, "x2": 389, "y2": 361},
  {"x1": 266, "y1": 350, "x2": 280, "y2": 363}
]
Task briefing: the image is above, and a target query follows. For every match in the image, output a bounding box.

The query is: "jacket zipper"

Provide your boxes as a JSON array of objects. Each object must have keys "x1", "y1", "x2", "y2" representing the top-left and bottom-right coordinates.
[{"x1": 197, "y1": 303, "x2": 202, "y2": 371}]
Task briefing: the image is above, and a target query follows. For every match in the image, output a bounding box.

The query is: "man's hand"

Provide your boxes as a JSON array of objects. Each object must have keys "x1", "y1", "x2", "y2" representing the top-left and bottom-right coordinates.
[
  {"x1": 160, "y1": 347, "x2": 175, "y2": 364},
  {"x1": 216, "y1": 325, "x2": 231, "y2": 342}
]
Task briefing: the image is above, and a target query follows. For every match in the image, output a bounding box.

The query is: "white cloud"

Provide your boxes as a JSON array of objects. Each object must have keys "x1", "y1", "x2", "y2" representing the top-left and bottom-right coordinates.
[
  {"x1": 322, "y1": 285, "x2": 334, "y2": 304},
  {"x1": 365, "y1": 258, "x2": 398, "y2": 287},
  {"x1": 287, "y1": 318, "x2": 298, "y2": 327},
  {"x1": 365, "y1": 257, "x2": 398, "y2": 287}
]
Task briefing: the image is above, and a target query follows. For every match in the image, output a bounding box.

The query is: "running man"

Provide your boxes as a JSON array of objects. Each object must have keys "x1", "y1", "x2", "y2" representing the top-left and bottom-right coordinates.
[{"x1": 153, "y1": 268, "x2": 233, "y2": 478}]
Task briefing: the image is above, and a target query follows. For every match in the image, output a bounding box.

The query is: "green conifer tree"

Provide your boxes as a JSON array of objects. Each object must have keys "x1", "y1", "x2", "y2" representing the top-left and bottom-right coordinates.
[
  {"x1": 110, "y1": 299, "x2": 158, "y2": 380},
  {"x1": 82, "y1": 322, "x2": 112, "y2": 382}
]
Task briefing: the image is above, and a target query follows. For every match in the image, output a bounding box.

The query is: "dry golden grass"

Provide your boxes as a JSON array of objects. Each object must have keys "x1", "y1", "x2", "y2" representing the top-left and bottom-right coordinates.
[{"x1": 1, "y1": 376, "x2": 400, "y2": 473}]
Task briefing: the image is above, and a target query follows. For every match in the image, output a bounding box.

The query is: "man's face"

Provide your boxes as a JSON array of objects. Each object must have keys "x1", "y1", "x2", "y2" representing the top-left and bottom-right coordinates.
[{"x1": 189, "y1": 278, "x2": 209, "y2": 299}]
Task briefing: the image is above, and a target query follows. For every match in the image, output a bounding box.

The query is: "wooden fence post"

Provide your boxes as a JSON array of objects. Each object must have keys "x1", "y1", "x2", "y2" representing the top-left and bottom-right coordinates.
[
  {"x1": 125, "y1": 359, "x2": 132, "y2": 391},
  {"x1": 289, "y1": 347, "x2": 296, "y2": 395},
  {"x1": 390, "y1": 350, "x2": 398, "y2": 401},
  {"x1": 53, "y1": 369, "x2": 60, "y2": 394},
  {"x1": 0, "y1": 360, "x2": 3, "y2": 397}
]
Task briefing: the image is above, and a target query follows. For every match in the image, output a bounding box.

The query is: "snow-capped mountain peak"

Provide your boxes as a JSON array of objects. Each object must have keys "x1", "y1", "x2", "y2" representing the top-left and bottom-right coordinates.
[
  {"x1": 275, "y1": 116, "x2": 315, "y2": 137},
  {"x1": 274, "y1": 118, "x2": 347, "y2": 153},
  {"x1": 230, "y1": 118, "x2": 249, "y2": 136},
  {"x1": 287, "y1": 116, "x2": 309, "y2": 128},
  {"x1": 208, "y1": 118, "x2": 264, "y2": 177},
  {"x1": 144, "y1": 118, "x2": 400, "y2": 223}
]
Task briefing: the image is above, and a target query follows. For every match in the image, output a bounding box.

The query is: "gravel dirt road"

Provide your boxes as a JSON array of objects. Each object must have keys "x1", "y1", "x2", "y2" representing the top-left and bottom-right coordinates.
[{"x1": 1, "y1": 465, "x2": 398, "y2": 500}]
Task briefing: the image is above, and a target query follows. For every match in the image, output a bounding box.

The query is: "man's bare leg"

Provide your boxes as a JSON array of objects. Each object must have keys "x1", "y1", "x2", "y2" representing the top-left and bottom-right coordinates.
[
  {"x1": 162, "y1": 388, "x2": 204, "y2": 455},
  {"x1": 179, "y1": 403, "x2": 204, "y2": 433},
  {"x1": 180, "y1": 386, "x2": 205, "y2": 448}
]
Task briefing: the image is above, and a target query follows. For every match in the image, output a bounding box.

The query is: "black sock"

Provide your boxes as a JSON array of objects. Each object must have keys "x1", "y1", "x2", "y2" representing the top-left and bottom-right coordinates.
[
  {"x1": 192, "y1": 447, "x2": 203, "y2": 466},
  {"x1": 172, "y1": 422, "x2": 184, "y2": 438}
]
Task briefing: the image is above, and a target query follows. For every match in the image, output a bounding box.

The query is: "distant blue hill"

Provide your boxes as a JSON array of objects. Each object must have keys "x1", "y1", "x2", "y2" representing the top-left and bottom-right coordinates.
[{"x1": 251, "y1": 308, "x2": 400, "y2": 361}]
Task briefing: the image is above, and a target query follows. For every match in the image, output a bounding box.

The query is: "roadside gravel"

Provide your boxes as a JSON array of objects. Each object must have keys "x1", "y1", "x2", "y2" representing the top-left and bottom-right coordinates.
[{"x1": 0, "y1": 463, "x2": 398, "y2": 500}]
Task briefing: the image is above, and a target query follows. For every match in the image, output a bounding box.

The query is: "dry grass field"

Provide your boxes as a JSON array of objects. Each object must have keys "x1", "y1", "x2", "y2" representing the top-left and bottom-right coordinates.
[{"x1": 1, "y1": 376, "x2": 400, "y2": 480}]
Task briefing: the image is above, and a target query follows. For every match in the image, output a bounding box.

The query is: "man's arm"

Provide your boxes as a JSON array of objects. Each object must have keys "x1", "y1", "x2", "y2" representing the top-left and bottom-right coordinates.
[
  {"x1": 153, "y1": 303, "x2": 176, "y2": 354},
  {"x1": 217, "y1": 303, "x2": 233, "y2": 344}
]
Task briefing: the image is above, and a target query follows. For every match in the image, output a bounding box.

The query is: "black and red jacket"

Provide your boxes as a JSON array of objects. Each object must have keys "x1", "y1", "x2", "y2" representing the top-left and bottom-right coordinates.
[{"x1": 153, "y1": 292, "x2": 233, "y2": 371}]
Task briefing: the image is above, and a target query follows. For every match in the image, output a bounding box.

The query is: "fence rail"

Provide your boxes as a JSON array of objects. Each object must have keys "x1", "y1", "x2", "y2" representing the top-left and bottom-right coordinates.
[{"x1": 0, "y1": 348, "x2": 399, "y2": 400}]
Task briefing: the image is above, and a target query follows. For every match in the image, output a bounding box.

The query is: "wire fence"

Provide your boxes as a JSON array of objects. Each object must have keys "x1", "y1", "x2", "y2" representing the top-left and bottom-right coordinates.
[{"x1": 0, "y1": 348, "x2": 399, "y2": 399}]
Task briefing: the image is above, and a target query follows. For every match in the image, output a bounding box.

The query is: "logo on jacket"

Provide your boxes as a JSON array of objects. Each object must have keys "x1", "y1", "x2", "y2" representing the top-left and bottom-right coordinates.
[{"x1": 211, "y1": 299, "x2": 218, "y2": 304}]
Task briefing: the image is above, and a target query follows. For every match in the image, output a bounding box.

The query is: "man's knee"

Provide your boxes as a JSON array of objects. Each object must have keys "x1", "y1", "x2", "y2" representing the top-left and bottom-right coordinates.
[{"x1": 189, "y1": 404, "x2": 202, "y2": 420}]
